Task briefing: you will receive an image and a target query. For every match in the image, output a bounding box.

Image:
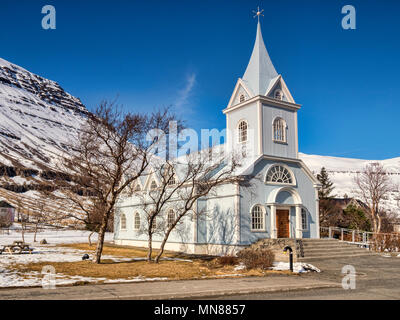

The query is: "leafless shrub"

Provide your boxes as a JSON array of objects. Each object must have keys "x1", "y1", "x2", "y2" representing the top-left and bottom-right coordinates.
[
  {"x1": 216, "y1": 255, "x2": 239, "y2": 266},
  {"x1": 237, "y1": 248, "x2": 275, "y2": 270},
  {"x1": 371, "y1": 233, "x2": 400, "y2": 252}
]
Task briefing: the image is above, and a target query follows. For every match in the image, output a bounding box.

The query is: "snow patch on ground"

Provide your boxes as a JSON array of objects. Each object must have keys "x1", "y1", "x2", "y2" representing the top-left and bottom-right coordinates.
[
  {"x1": 0, "y1": 229, "x2": 189, "y2": 288},
  {"x1": 271, "y1": 262, "x2": 321, "y2": 273},
  {"x1": 234, "y1": 261, "x2": 321, "y2": 273}
]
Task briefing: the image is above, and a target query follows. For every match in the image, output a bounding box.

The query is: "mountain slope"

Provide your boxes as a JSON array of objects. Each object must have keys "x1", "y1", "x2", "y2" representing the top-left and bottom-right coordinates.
[
  {"x1": 0, "y1": 57, "x2": 87, "y2": 171},
  {"x1": 300, "y1": 153, "x2": 400, "y2": 215}
]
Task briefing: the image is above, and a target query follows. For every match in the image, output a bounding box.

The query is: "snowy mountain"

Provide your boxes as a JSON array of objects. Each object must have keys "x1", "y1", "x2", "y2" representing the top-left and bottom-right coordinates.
[
  {"x1": 0, "y1": 57, "x2": 87, "y2": 171},
  {"x1": 300, "y1": 153, "x2": 400, "y2": 215}
]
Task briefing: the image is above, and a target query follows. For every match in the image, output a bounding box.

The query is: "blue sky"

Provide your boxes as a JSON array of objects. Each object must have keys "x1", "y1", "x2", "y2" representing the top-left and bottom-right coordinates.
[{"x1": 1, "y1": 0, "x2": 399, "y2": 160}]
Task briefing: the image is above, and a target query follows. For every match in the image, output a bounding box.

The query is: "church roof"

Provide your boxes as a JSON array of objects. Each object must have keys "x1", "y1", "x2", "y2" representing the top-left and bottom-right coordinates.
[{"x1": 242, "y1": 21, "x2": 278, "y2": 96}]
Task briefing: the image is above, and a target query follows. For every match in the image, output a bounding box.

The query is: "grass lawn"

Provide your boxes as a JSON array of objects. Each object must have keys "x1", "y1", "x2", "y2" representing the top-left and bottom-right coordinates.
[{"x1": 11, "y1": 243, "x2": 293, "y2": 282}]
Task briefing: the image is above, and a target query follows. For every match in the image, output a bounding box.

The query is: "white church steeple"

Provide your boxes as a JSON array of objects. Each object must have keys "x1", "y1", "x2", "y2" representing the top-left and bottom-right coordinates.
[
  {"x1": 224, "y1": 10, "x2": 300, "y2": 160},
  {"x1": 242, "y1": 20, "x2": 278, "y2": 97}
]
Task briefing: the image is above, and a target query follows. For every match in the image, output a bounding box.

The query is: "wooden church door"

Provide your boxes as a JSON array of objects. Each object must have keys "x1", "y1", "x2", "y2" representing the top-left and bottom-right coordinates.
[{"x1": 276, "y1": 209, "x2": 290, "y2": 238}]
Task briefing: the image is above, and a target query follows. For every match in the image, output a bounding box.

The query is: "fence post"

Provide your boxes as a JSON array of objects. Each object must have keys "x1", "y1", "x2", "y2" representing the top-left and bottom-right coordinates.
[
  {"x1": 329, "y1": 226, "x2": 332, "y2": 238},
  {"x1": 352, "y1": 230, "x2": 355, "y2": 243},
  {"x1": 341, "y1": 228, "x2": 344, "y2": 241}
]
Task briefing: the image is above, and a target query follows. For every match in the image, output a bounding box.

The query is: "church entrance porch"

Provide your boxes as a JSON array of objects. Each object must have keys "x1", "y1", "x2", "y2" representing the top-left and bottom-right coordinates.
[{"x1": 276, "y1": 209, "x2": 290, "y2": 238}]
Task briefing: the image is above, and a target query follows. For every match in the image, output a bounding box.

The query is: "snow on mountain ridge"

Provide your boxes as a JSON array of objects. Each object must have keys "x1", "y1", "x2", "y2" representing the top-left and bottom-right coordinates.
[
  {"x1": 0, "y1": 57, "x2": 88, "y2": 170},
  {"x1": 300, "y1": 153, "x2": 400, "y2": 215}
]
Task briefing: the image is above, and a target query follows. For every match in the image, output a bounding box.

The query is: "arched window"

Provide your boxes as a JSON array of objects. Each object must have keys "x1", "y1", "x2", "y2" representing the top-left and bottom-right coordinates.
[
  {"x1": 266, "y1": 165, "x2": 294, "y2": 184},
  {"x1": 150, "y1": 180, "x2": 157, "y2": 190},
  {"x1": 251, "y1": 205, "x2": 264, "y2": 231},
  {"x1": 239, "y1": 94, "x2": 245, "y2": 103},
  {"x1": 134, "y1": 184, "x2": 141, "y2": 191},
  {"x1": 238, "y1": 120, "x2": 248, "y2": 143},
  {"x1": 273, "y1": 118, "x2": 286, "y2": 143},
  {"x1": 134, "y1": 212, "x2": 140, "y2": 230},
  {"x1": 168, "y1": 175, "x2": 176, "y2": 186},
  {"x1": 120, "y1": 213, "x2": 127, "y2": 230},
  {"x1": 167, "y1": 209, "x2": 175, "y2": 229},
  {"x1": 274, "y1": 89, "x2": 283, "y2": 100}
]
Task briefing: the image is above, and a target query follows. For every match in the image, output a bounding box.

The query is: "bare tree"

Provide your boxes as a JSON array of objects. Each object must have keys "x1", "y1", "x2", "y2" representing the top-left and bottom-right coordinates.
[
  {"x1": 137, "y1": 147, "x2": 242, "y2": 263},
  {"x1": 52, "y1": 101, "x2": 177, "y2": 263},
  {"x1": 354, "y1": 163, "x2": 393, "y2": 233}
]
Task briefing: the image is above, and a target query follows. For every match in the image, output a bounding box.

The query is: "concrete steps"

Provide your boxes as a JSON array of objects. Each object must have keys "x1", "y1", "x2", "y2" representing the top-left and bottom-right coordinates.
[{"x1": 297, "y1": 238, "x2": 375, "y2": 262}]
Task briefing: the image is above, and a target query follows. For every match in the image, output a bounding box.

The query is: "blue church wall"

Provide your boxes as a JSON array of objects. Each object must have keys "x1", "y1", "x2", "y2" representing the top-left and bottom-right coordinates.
[
  {"x1": 262, "y1": 104, "x2": 297, "y2": 159},
  {"x1": 114, "y1": 199, "x2": 194, "y2": 245},
  {"x1": 238, "y1": 158, "x2": 318, "y2": 244}
]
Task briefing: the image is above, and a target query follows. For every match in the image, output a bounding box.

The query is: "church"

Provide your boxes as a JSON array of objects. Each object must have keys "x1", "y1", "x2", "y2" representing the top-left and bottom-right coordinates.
[{"x1": 114, "y1": 16, "x2": 321, "y2": 254}]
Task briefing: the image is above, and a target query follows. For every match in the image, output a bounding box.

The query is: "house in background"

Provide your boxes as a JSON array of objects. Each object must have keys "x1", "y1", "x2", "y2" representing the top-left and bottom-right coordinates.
[
  {"x1": 0, "y1": 200, "x2": 15, "y2": 227},
  {"x1": 114, "y1": 18, "x2": 321, "y2": 254}
]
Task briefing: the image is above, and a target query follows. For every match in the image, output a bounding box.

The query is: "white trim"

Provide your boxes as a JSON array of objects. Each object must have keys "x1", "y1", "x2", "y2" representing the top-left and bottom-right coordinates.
[
  {"x1": 264, "y1": 163, "x2": 297, "y2": 186},
  {"x1": 271, "y1": 116, "x2": 287, "y2": 144},
  {"x1": 237, "y1": 119, "x2": 249, "y2": 144},
  {"x1": 133, "y1": 211, "x2": 141, "y2": 231},
  {"x1": 120, "y1": 213, "x2": 127, "y2": 231},
  {"x1": 250, "y1": 204, "x2": 266, "y2": 232},
  {"x1": 223, "y1": 95, "x2": 301, "y2": 115},
  {"x1": 257, "y1": 100, "x2": 262, "y2": 155},
  {"x1": 226, "y1": 78, "x2": 254, "y2": 109},
  {"x1": 266, "y1": 186, "x2": 303, "y2": 206}
]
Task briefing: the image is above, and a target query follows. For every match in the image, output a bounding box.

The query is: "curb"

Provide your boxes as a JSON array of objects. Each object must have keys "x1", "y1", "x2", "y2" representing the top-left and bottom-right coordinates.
[{"x1": 96, "y1": 282, "x2": 341, "y2": 300}]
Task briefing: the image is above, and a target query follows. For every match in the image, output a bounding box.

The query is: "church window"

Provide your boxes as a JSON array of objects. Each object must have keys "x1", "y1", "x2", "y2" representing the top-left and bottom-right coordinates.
[
  {"x1": 251, "y1": 205, "x2": 264, "y2": 231},
  {"x1": 266, "y1": 165, "x2": 294, "y2": 184},
  {"x1": 273, "y1": 117, "x2": 286, "y2": 143},
  {"x1": 301, "y1": 209, "x2": 308, "y2": 230},
  {"x1": 120, "y1": 213, "x2": 127, "y2": 230},
  {"x1": 239, "y1": 94, "x2": 245, "y2": 103},
  {"x1": 134, "y1": 212, "x2": 140, "y2": 230},
  {"x1": 238, "y1": 120, "x2": 248, "y2": 143},
  {"x1": 167, "y1": 209, "x2": 175, "y2": 229},
  {"x1": 168, "y1": 175, "x2": 176, "y2": 186},
  {"x1": 274, "y1": 89, "x2": 283, "y2": 100},
  {"x1": 150, "y1": 180, "x2": 157, "y2": 190},
  {"x1": 134, "y1": 184, "x2": 141, "y2": 192}
]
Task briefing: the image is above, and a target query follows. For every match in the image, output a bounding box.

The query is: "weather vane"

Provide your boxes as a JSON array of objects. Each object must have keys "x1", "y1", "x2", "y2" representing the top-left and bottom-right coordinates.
[{"x1": 252, "y1": 6, "x2": 264, "y2": 21}]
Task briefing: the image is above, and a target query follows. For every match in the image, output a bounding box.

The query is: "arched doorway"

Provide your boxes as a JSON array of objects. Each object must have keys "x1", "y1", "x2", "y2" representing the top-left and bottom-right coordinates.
[{"x1": 267, "y1": 187, "x2": 303, "y2": 239}]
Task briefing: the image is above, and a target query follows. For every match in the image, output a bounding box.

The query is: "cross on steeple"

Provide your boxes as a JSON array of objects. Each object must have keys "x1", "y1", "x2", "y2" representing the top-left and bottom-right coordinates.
[{"x1": 252, "y1": 6, "x2": 264, "y2": 22}]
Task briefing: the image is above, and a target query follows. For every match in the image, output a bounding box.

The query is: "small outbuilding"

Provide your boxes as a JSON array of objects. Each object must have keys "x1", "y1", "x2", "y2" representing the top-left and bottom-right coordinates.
[{"x1": 0, "y1": 200, "x2": 15, "y2": 227}]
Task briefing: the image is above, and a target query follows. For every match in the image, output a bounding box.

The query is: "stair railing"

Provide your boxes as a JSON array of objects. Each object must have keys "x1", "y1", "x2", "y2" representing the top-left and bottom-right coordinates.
[{"x1": 321, "y1": 226, "x2": 400, "y2": 252}]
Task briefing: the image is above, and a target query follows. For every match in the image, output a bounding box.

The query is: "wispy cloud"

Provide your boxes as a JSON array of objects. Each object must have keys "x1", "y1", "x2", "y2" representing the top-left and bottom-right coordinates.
[{"x1": 174, "y1": 73, "x2": 196, "y2": 113}]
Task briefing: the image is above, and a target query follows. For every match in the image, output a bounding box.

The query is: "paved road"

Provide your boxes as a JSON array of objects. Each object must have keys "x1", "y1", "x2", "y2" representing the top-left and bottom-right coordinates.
[
  {"x1": 0, "y1": 275, "x2": 338, "y2": 300},
  {"x1": 206, "y1": 254, "x2": 400, "y2": 300}
]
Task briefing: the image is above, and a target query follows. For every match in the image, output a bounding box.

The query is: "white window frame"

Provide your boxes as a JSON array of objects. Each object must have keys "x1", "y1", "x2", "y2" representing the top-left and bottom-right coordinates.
[
  {"x1": 237, "y1": 120, "x2": 248, "y2": 144},
  {"x1": 272, "y1": 117, "x2": 287, "y2": 144},
  {"x1": 250, "y1": 204, "x2": 265, "y2": 232},
  {"x1": 120, "y1": 213, "x2": 127, "y2": 230},
  {"x1": 265, "y1": 164, "x2": 296, "y2": 186},
  {"x1": 134, "y1": 212, "x2": 140, "y2": 231}
]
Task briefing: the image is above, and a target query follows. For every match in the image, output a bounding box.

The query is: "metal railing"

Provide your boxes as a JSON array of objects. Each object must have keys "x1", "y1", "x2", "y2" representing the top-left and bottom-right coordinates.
[{"x1": 320, "y1": 226, "x2": 400, "y2": 252}]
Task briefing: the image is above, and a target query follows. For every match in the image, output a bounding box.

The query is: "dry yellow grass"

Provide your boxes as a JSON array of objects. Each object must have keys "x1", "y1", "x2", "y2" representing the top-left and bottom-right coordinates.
[
  {"x1": 10, "y1": 243, "x2": 293, "y2": 281},
  {"x1": 58, "y1": 243, "x2": 181, "y2": 259}
]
